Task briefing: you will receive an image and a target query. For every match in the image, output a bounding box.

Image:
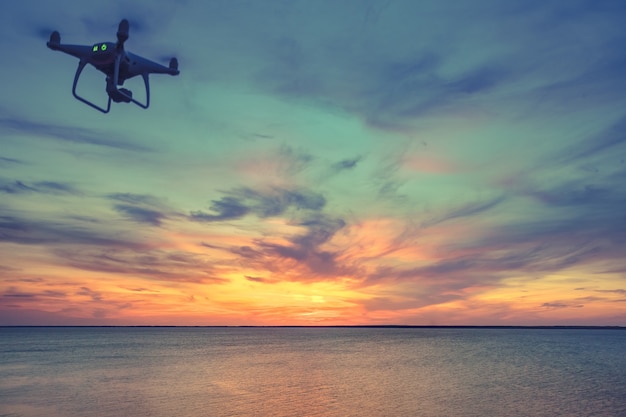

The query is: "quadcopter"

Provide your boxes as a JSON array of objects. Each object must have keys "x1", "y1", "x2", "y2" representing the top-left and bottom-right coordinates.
[{"x1": 47, "y1": 19, "x2": 179, "y2": 113}]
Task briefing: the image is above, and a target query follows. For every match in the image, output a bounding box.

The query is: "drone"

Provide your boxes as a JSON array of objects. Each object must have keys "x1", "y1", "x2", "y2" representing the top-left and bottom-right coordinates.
[{"x1": 47, "y1": 19, "x2": 179, "y2": 113}]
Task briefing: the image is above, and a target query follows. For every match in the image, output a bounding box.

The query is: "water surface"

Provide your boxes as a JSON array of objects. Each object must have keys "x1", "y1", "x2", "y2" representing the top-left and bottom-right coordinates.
[{"x1": 1, "y1": 327, "x2": 625, "y2": 416}]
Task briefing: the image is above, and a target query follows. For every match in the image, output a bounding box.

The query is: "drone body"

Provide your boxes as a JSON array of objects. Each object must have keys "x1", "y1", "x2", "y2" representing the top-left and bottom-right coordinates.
[{"x1": 47, "y1": 19, "x2": 179, "y2": 113}]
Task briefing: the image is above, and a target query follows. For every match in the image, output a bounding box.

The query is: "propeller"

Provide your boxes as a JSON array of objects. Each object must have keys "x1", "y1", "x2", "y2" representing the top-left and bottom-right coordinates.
[
  {"x1": 116, "y1": 18, "x2": 129, "y2": 47},
  {"x1": 48, "y1": 30, "x2": 61, "y2": 47},
  {"x1": 169, "y1": 57, "x2": 178, "y2": 71}
]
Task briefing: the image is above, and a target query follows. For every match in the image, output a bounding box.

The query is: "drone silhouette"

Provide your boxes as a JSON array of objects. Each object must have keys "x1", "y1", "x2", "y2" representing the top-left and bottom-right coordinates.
[{"x1": 47, "y1": 19, "x2": 179, "y2": 113}]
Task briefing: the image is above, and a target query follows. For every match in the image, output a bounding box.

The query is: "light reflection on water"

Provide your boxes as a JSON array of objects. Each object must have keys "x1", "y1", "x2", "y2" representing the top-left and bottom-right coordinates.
[{"x1": 1, "y1": 327, "x2": 625, "y2": 416}]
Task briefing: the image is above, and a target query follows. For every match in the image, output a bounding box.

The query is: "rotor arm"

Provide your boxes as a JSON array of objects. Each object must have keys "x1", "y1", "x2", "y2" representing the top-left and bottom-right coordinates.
[
  {"x1": 47, "y1": 31, "x2": 92, "y2": 59},
  {"x1": 126, "y1": 52, "x2": 180, "y2": 76},
  {"x1": 47, "y1": 42, "x2": 93, "y2": 59}
]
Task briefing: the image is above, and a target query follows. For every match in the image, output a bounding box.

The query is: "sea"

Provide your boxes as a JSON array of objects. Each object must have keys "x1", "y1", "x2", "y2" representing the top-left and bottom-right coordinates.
[{"x1": 1, "y1": 327, "x2": 625, "y2": 417}]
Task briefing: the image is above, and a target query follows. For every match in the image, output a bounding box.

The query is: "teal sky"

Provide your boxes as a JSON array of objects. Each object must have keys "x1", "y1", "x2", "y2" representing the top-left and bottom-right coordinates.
[{"x1": 1, "y1": 1, "x2": 625, "y2": 325}]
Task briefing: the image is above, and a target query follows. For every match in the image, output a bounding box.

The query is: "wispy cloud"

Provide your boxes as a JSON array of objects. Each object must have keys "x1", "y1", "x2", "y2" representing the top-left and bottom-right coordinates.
[
  {"x1": 191, "y1": 186, "x2": 326, "y2": 222},
  {"x1": 56, "y1": 247, "x2": 226, "y2": 284},
  {"x1": 421, "y1": 196, "x2": 505, "y2": 228},
  {"x1": 595, "y1": 289, "x2": 626, "y2": 295},
  {"x1": 107, "y1": 193, "x2": 166, "y2": 206},
  {"x1": 559, "y1": 116, "x2": 626, "y2": 165},
  {"x1": 0, "y1": 215, "x2": 142, "y2": 248},
  {"x1": 0, "y1": 117, "x2": 151, "y2": 152},
  {"x1": 0, "y1": 156, "x2": 23, "y2": 166},
  {"x1": 541, "y1": 302, "x2": 584, "y2": 310},
  {"x1": 0, "y1": 179, "x2": 82, "y2": 195},
  {"x1": 107, "y1": 192, "x2": 175, "y2": 226},
  {"x1": 113, "y1": 205, "x2": 167, "y2": 226},
  {"x1": 330, "y1": 156, "x2": 362, "y2": 173},
  {"x1": 258, "y1": 213, "x2": 347, "y2": 277},
  {"x1": 192, "y1": 187, "x2": 349, "y2": 279},
  {"x1": 245, "y1": 275, "x2": 279, "y2": 284}
]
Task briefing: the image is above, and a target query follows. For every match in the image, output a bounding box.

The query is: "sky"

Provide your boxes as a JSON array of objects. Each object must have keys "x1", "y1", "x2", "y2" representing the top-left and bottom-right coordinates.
[{"x1": 1, "y1": 0, "x2": 625, "y2": 326}]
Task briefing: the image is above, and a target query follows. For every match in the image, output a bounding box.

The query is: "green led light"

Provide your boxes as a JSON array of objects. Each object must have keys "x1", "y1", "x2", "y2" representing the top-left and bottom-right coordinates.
[
  {"x1": 93, "y1": 45, "x2": 98, "y2": 52},
  {"x1": 101, "y1": 44, "x2": 107, "y2": 51}
]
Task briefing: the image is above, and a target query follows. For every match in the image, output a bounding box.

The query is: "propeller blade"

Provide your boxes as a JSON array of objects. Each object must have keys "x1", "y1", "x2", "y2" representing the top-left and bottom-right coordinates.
[
  {"x1": 47, "y1": 30, "x2": 61, "y2": 49},
  {"x1": 117, "y1": 18, "x2": 129, "y2": 45},
  {"x1": 49, "y1": 30, "x2": 60, "y2": 45},
  {"x1": 169, "y1": 58, "x2": 178, "y2": 71}
]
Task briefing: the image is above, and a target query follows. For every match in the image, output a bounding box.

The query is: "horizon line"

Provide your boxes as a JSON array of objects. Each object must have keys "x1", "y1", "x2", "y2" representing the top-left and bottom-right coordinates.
[{"x1": 2, "y1": 325, "x2": 624, "y2": 330}]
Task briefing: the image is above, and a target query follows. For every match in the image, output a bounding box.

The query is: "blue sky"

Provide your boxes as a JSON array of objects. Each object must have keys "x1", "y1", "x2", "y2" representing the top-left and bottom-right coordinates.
[{"x1": 1, "y1": 0, "x2": 625, "y2": 325}]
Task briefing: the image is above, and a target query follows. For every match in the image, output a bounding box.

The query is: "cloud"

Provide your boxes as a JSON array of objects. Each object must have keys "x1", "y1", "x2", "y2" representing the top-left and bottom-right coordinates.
[
  {"x1": 0, "y1": 266, "x2": 28, "y2": 274},
  {"x1": 0, "y1": 116, "x2": 151, "y2": 152},
  {"x1": 57, "y1": 247, "x2": 226, "y2": 284},
  {"x1": 228, "y1": 245, "x2": 264, "y2": 260},
  {"x1": 259, "y1": 213, "x2": 347, "y2": 276},
  {"x1": 446, "y1": 66, "x2": 510, "y2": 95},
  {"x1": 541, "y1": 302, "x2": 584, "y2": 309},
  {"x1": 330, "y1": 156, "x2": 362, "y2": 173},
  {"x1": 421, "y1": 196, "x2": 505, "y2": 227},
  {"x1": 559, "y1": 115, "x2": 626, "y2": 164},
  {"x1": 121, "y1": 287, "x2": 161, "y2": 293},
  {"x1": 0, "y1": 180, "x2": 35, "y2": 194},
  {"x1": 245, "y1": 275, "x2": 279, "y2": 284},
  {"x1": 362, "y1": 293, "x2": 461, "y2": 312},
  {"x1": 526, "y1": 183, "x2": 617, "y2": 208},
  {"x1": 276, "y1": 145, "x2": 315, "y2": 176},
  {"x1": 0, "y1": 156, "x2": 23, "y2": 166},
  {"x1": 107, "y1": 193, "x2": 165, "y2": 206},
  {"x1": 595, "y1": 289, "x2": 626, "y2": 295},
  {"x1": 2, "y1": 287, "x2": 68, "y2": 302},
  {"x1": 73, "y1": 286, "x2": 133, "y2": 318},
  {"x1": 246, "y1": 1, "x2": 626, "y2": 135},
  {"x1": 357, "y1": 225, "x2": 620, "y2": 308},
  {"x1": 2, "y1": 291, "x2": 35, "y2": 299},
  {"x1": 193, "y1": 187, "x2": 349, "y2": 280},
  {"x1": 107, "y1": 193, "x2": 178, "y2": 226},
  {"x1": 36, "y1": 181, "x2": 82, "y2": 195},
  {"x1": 362, "y1": 61, "x2": 511, "y2": 130},
  {"x1": 0, "y1": 215, "x2": 142, "y2": 248},
  {"x1": 191, "y1": 196, "x2": 250, "y2": 222},
  {"x1": 77, "y1": 286, "x2": 103, "y2": 302},
  {"x1": 511, "y1": 181, "x2": 626, "y2": 254},
  {"x1": 113, "y1": 205, "x2": 167, "y2": 226},
  {"x1": 191, "y1": 186, "x2": 326, "y2": 222},
  {"x1": 249, "y1": 2, "x2": 525, "y2": 132},
  {"x1": 0, "y1": 179, "x2": 82, "y2": 195},
  {"x1": 487, "y1": 157, "x2": 626, "y2": 276}
]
